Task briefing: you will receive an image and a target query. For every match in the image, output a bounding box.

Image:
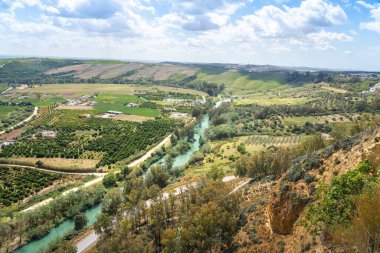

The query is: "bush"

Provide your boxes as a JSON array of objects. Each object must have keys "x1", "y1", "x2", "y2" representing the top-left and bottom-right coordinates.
[
  {"x1": 35, "y1": 160, "x2": 44, "y2": 168},
  {"x1": 307, "y1": 161, "x2": 376, "y2": 230},
  {"x1": 333, "y1": 185, "x2": 380, "y2": 252},
  {"x1": 102, "y1": 173, "x2": 117, "y2": 188}
]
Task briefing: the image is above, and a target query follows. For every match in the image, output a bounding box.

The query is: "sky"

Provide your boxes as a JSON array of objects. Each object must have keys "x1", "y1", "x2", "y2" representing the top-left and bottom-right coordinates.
[{"x1": 0, "y1": 0, "x2": 380, "y2": 71}]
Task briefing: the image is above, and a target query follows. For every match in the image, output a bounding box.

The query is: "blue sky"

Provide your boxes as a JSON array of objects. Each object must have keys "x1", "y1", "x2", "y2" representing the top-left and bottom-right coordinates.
[{"x1": 0, "y1": 0, "x2": 379, "y2": 71}]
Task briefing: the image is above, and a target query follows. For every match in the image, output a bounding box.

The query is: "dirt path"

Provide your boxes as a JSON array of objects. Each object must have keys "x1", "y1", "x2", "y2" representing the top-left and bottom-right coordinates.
[
  {"x1": 1, "y1": 87, "x2": 13, "y2": 94},
  {"x1": 0, "y1": 106, "x2": 38, "y2": 135},
  {"x1": 126, "y1": 134, "x2": 172, "y2": 168},
  {"x1": 0, "y1": 164, "x2": 103, "y2": 175},
  {"x1": 21, "y1": 134, "x2": 173, "y2": 213},
  {"x1": 22, "y1": 175, "x2": 105, "y2": 213}
]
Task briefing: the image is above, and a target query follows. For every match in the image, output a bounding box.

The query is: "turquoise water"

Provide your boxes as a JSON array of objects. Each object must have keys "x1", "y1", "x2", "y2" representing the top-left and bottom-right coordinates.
[
  {"x1": 13, "y1": 116, "x2": 210, "y2": 253},
  {"x1": 14, "y1": 205, "x2": 101, "y2": 253},
  {"x1": 171, "y1": 116, "x2": 209, "y2": 168},
  {"x1": 149, "y1": 116, "x2": 210, "y2": 170}
]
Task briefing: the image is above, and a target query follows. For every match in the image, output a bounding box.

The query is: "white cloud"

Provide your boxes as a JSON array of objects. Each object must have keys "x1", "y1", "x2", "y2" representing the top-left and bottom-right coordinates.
[
  {"x1": 360, "y1": 6, "x2": 380, "y2": 33},
  {"x1": 356, "y1": 0, "x2": 375, "y2": 9},
  {"x1": 194, "y1": 0, "x2": 351, "y2": 52},
  {"x1": 239, "y1": 0, "x2": 347, "y2": 38}
]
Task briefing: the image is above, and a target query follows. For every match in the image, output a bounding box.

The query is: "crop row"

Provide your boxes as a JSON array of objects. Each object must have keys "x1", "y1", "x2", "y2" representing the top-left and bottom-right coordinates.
[{"x1": 245, "y1": 135, "x2": 302, "y2": 145}]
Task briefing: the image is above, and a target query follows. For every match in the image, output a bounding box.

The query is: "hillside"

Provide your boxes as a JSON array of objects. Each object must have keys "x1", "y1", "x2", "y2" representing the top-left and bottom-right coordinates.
[{"x1": 233, "y1": 128, "x2": 380, "y2": 252}]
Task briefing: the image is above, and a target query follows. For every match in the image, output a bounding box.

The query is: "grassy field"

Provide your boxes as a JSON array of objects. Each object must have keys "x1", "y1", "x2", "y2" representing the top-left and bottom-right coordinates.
[
  {"x1": 0, "y1": 106, "x2": 23, "y2": 119},
  {"x1": 0, "y1": 84, "x2": 9, "y2": 93},
  {"x1": 321, "y1": 86, "x2": 348, "y2": 93},
  {"x1": 12, "y1": 83, "x2": 208, "y2": 97},
  {"x1": 194, "y1": 70, "x2": 286, "y2": 94},
  {"x1": 3, "y1": 157, "x2": 99, "y2": 171},
  {"x1": 235, "y1": 97, "x2": 312, "y2": 105},
  {"x1": 22, "y1": 97, "x2": 65, "y2": 107},
  {"x1": 282, "y1": 114, "x2": 356, "y2": 126},
  {"x1": 93, "y1": 94, "x2": 160, "y2": 117}
]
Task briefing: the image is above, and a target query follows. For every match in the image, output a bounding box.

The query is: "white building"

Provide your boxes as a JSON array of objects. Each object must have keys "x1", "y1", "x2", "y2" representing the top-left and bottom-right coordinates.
[
  {"x1": 41, "y1": 130, "x2": 57, "y2": 138},
  {"x1": 107, "y1": 111, "x2": 123, "y2": 115},
  {"x1": 370, "y1": 83, "x2": 380, "y2": 92}
]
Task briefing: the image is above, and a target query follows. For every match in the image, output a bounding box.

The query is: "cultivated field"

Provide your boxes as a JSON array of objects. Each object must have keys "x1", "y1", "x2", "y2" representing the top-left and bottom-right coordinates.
[
  {"x1": 235, "y1": 97, "x2": 312, "y2": 106},
  {"x1": 99, "y1": 63, "x2": 144, "y2": 79},
  {"x1": 44, "y1": 62, "x2": 197, "y2": 81},
  {"x1": 244, "y1": 135, "x2": 302, "y2": 145},
  {"x1": 2, "y1": 157, "x2": 100, "y2": 171},
  {"x1": 11, "y1": 83, "x2": 208, "y2": 97},
  {"x1": 194, "y1": 70, "x2": 286, "y2": 94},
  {"x1": 56, "y1": 105, "x2": 94, "y2": 110},
  {"x1": 113, "y1": 114, "x2": 154, "y2": 122},
  {"x1": 45, "y1": 64, "x2": 92, "y2": 75}
]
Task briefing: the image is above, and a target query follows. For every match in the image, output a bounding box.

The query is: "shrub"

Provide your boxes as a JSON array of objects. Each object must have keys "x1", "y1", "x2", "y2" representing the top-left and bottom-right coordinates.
[
  {"x1": 102, "y1": 173, "x2": 117, "y2": 188},
  {"x1": 306, "y1": 161, "x2": 376, "y2": 230},
  {"x1": 35, "y1": 160, "x2": 44, "y2": 168},
  {"x1": 333, "y1": 185, "x2": 380, "y2": 252}
]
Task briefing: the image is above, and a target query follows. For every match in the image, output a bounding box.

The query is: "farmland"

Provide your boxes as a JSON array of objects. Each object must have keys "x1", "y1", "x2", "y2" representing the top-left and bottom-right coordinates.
[
  {"x1": 92, "y1": 94, "x2": 160, "y2": 117},
  {"x1": 193, "y1": 70, "x2": 287, "y2": 94},
  {"x1": 0, "y1": 104, "x2": 35, "y2": 131},
  {"x1": 0, "y1": 58, "x2": 379, "y2": 253},
  {"x1": 0, "y1": 166, "x2": 63, "y2": 207},
  {"x1": 0, "y1": 109, "x2": 177, "y2": 169},
  {"x1": 10, "y1": 83, "x2": 208, "y2": 97}
]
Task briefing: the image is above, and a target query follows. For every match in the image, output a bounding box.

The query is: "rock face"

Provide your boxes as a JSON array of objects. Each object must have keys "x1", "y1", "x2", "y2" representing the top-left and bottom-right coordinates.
[{"x1": 269, "y1": 180, "x2": 310, "y2": 235}]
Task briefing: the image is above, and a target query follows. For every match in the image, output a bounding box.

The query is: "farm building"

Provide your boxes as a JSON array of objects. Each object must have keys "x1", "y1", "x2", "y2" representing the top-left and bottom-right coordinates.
[
  {"x1": 1, "y1": 140, "x2": 15, "y2": 147},
  {"x1": 321, "y1": 133, "x2": 331, "y2": 140},
  {"x1": 126, "y1": 103, "x2": 140, "y2": 107},
  {"x1": 107, "y1": 111, "x2": 123, "y2": 115},
  {"x1": 41, "y1": 130, "x2": 57, "y2": 138},
  {"x1": 66, "y1": 99, "x2": 82, "y2": 106},
  {"x1": 169, "y1": 112, "x2": 189, "y2": 119},
  {"x1": 79, "y1": 114, "x2": 92, "y2": 119}
]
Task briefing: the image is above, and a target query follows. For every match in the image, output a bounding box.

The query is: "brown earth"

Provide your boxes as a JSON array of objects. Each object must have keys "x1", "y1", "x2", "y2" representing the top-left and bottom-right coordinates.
[
  {"x1": 233, "y1": 128, "x2": 380, "y2": 253},
  {"x1": 75, "y1": 64, "x2": 124, "y2": 79},
  {"x1": 45, "y1": 64, "x2": 92, "y2": 75},
  {"x1": 113, "y1": 114, "x2": 154, "y2": 122},
  {"x1": 127, "y1": 64, "x2": 197, "y2": 81},
  {"x1": 98, "y1": 63, "x2": 144, "y2": 79}
]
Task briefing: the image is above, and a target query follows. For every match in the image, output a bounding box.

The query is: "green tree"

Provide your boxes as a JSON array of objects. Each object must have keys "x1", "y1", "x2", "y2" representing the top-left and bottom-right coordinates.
[
  {"x1": 74, "y1": 213, "x2": 88, "y2": 231},
  {"x1": 207, "y1": 165, "x2": 225, "y2": 180},
  {"x1": 35, "y1": 160, "x2": 44, "y2": 168},
  {"x1": 237, "y1": 143, "x2": 247, "y2": 154},
  {"x1": 102, "y1": 173, "x2": 117, "y2": 188}
]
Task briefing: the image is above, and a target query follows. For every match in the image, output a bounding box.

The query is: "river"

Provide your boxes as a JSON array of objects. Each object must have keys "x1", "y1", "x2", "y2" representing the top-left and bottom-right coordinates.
[
  {"x1": 14, "y1": 205, "x2": 102, "y2": 253},
  {"x1": 13, "y1": 116, "x2": 210, "y2": 253},
  {"x1": 150, "y1": 116, "x2": 209, "y2": 169}
]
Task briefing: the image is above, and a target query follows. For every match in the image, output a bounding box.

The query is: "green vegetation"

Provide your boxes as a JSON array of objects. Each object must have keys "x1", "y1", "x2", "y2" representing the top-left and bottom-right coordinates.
[
  {"x1": 0, "y1": 166, "x2": 63, "y2": 207},
  {"x1": 92, "y1": 94, "x2": 160, "y2": 117},
  {"x1": 94, "y1": 178, "x2": 239, "y2": 253},
  {"x1": 0, "y1": 186, "x2": 104, "y2": 252},
  {"x1": 194, "y1": 70, "x2": 286, "y2": 94},
  {"x1": 0, "y1": 103, "x2": 34, "y2": 131},
  {"x1": 0, "y1": 109, "x2": 176, "y2": 167},
  {"x1": 307, "y1": 161, "x2": 377, "y2": 230},
  {"x1": 23, "y1": 97, "x2": 64, "y2": 107}
]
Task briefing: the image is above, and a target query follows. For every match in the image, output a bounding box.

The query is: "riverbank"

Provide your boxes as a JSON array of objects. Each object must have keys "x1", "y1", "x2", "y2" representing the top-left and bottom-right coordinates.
[{"x1": 76, "y1": 175, "x2": 245, "y2": 253}]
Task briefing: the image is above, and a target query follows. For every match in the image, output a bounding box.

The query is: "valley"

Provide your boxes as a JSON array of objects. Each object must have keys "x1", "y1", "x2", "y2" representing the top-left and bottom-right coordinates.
[{"x1": 0, "y1": 58, "x2": 379, "y2": 253}]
